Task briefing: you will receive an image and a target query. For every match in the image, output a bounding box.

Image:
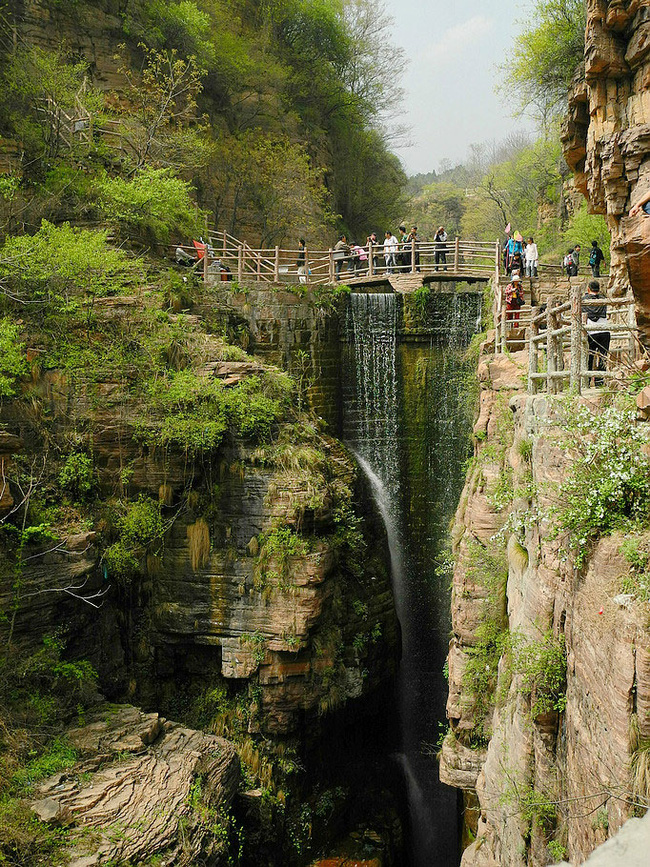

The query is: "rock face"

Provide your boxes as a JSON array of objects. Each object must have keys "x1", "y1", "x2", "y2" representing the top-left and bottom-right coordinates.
[
  {"x1": 441, "y1": 340, "x2": 650, "y2": 866},
  {"x1": 562, "y1": 1, "x2": 650, "y2": 340},
  {"x1": 31, "y1": 703, "x2": 240, "y2": 866}
]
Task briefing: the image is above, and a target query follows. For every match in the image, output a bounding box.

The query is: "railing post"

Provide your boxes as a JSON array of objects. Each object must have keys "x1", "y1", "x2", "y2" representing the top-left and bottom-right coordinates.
[
  {"x1": 274, "y1": 246, "x2": 280, "y2": 283},
  {"x1": 257, "y1": 251, "x2": 261, "y2": 280},
  {"x1": 237, "y1": 245, "x2": 243, "y2": 283},
  {"x1": 329, "y1": 249, "x2": 334, "y2": 284},
  {"x1": 528, "y1": 309, "x2": 539, "y2": 394},
  {"x1": 411, "y1": 237, "x2": 416, "y2": 274},
  {"x1": 305, "y1": 248, "x2": 310, "y2": 284},
  {"x1": 628, "y1": 297, "x2": 637, "y2": 364},
  {"x1": 203, "y1": 243, "x2": 209, "y2": 282},
  {"x1": 500, "y1": 305, "x2": 507, "y2": 353},
  {"x1": 369, "y1": 242, "x2": 374, "y2": 277},
  {"x1": 495, "y1": 239, "x2": 500, "y2": 283},
  {"x1": 454, "y1": 236, "x2": 460, "y2": 273},
  {"x1": 222, "y1": 230, "x2": 227, "y2": 256},
  {"x1": 570, "y1": 281, "x2": 582, "y2": 393},
  {"x1": 546, "y1": 297, "x2": 557, "y2": 394}
]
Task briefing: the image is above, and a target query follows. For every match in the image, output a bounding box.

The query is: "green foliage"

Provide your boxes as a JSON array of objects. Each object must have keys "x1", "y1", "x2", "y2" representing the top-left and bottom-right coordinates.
[
  {"x1": 552, "y1": 396, "x2": 650, "y2": 566},
  {"x1": 619, "y1": 536, "x2": 650, "y2": 602},
  {"x1": 512, "y1": 631, "x2": 567, "y2": 718},
  {"x1": 256, "y1": 526, "x2": 308, "y2": 590},
  {"x1": 103, "y1": 496, "x2": 164, "y2": 584},
  {"x1": 0, "y1": 318, "x2": 28, "y2": 398},
  {"x1": 58, "y1": 453, "x2": 96, "y2": 500},
  {"x1": 0, "y1": 796, "x2": 72, "y2": 867},
  {"x1": 562, "y1": 201, "x2": 610, "y2": 256},
  {"x1": 96, "y1": 167, "x2": 202, "y2": 244},
  {"x1": 501, "y1": 0, "x2": 587, "y2": 120},
  {"x1": 548, "y1": 840, "x2": 567, "y2": 861},
  {"x1": 0, "y1": 221, "x2": 139, "y2": 303},
  {"x1": 9, "y1": 738, "x2": 78, "y2": 794}
]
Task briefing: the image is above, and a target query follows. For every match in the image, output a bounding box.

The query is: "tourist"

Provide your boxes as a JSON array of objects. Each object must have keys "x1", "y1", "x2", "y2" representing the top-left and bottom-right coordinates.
[
  {"x1": 334, "y1": 234, "x2": 350, "y2": 280},
  {"x1": 383, "y1": 230, "x2": 398, "y2": 273},
  {"x1": 629, "y1": 189, "x2": 650, "y2": 216},
  {"x1": 564, "y1": 247, "x2": 577, "y2": 277},
  {"x1": 571, "y1": 244, "x2": 581, "y2": 274},
  {"x1": 366, "y1": 232, "x2": 380, "y2": 272},
  {"x1": 434, "y1": 226, "x2": 448, "y2": 270},
  {"x1": 408, "y1": 226, "x2": 420, "y2": 272},
  {"x1": 297, "y1": 238, "x2": 307, "y2": 284},
  {"x1": 589, "y1": 240, "x2": 605, "y2": 277},
  {"x1": 351, "y1": 242, "x2": 368, "y2": 275},
  {"x1": 524, "y1": 236, "x2": 538, "y2": 278},
  {"x1": 510, "y1": 250, "x2": 524, "y2": 278},
  {"x1": 506, "y1": 233, "x2": 523, "y2": 274},
  {"x1": 398, "y1": 224, "x2": 409, "y2": 270},
  {"x1": 175, "y1": 245, "x2": 196, "y2": 267},
  {"x1": 505, "y1": 273, "x2": 525, "y2": 327},
  {"x1": 582, "y1": 279, "x2": 610, "y2": 386}
]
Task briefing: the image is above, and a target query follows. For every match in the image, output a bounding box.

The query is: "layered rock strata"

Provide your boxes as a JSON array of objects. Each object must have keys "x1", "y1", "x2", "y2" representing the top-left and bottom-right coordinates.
[
  {"x1": 562, "y1": 0, "x2": 650, "y2": 341},
  {"x1": 441, "y1": 341, "x2": 650, "y2": 866}
]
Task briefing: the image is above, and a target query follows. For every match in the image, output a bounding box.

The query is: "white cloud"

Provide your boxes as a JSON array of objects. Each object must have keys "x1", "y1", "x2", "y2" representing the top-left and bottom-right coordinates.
[{"x1": 426, "y1": 15, "x2": 494, "y2": 64}]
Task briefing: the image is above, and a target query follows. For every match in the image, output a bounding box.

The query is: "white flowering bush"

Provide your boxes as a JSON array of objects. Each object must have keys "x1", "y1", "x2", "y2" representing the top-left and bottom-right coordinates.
[{"x1": 554, "y1": 398, "x2": 650, "y2": 567}]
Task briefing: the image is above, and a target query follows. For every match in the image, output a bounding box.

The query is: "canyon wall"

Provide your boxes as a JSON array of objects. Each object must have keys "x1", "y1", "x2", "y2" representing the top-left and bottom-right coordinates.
[
  {"x1": 441, "y1": 340, "x2": 650, "y2": 866},
  {"x1": 562, "y1": 0, "x2": 650, "y2": 340}
]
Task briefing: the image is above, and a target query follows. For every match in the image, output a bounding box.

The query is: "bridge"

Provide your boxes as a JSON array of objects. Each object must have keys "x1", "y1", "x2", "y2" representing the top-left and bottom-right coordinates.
[{"x1": 183, "y1": 231, "x2": 501, "y2": 289}]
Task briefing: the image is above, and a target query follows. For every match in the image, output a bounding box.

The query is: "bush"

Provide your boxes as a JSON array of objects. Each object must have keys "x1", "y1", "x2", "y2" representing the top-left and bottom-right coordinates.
[
  {"x1": 553, "y1": 397, "x2": 650, "y2": 566},
  {"x1": 58, "y1": 453, "x2": 95, "y2": 499},
  {"x1": 0, "y1": 318, "x2": 27, "y2": 398},
  {"x1": 512, "y1": 631, "x2": 567, "y2": 718},
  {"x1": 96, "y1": 167, "x2": 202, "y2": 244}
]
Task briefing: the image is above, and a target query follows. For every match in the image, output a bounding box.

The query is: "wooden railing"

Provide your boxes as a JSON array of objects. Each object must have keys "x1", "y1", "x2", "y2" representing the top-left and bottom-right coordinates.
[
  {"x1": 176, "y1": 230, "x2": 502, "y2": 286},
  {"x1": 526, "y1": 283, "x2": 639, "y2": 394}
]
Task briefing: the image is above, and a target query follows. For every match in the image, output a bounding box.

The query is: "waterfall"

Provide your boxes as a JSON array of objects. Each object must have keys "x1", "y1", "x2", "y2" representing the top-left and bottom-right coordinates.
[{"x1": 344, "y1": 289, "x2": 481, "y2": 867}]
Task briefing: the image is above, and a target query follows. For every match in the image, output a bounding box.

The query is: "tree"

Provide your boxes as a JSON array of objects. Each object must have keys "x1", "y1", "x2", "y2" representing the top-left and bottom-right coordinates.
[
  {"x1": 113, "y1": 43, "x2": 207, "y2": 171},
  {"x1": 500, "y1": 0, "x2": 587, "y2": 123}
]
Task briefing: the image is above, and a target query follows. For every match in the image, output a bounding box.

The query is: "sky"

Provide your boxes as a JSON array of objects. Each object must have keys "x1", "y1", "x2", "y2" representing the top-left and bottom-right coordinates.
[{"x1": 389, "y1": 0, "x2": 536, "y2": 176}]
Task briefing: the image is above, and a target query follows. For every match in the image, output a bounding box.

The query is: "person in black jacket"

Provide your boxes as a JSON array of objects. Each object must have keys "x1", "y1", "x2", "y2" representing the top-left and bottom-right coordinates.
[
  {"x1": 589, "y1": 240, "x2": 605, "y2": 277},
  {"x1": 582, "y1": 280, "x2": 610, "y2": 386}
]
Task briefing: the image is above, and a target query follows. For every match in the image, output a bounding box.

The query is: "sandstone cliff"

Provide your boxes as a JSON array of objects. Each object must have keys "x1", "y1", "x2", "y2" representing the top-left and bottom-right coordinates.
[
  {"x1": 562, "y1": 0, "x2": 650, "y2": 341},
  {"x1": 441, "y1": 341, "x2": 650, "y2": 866}
]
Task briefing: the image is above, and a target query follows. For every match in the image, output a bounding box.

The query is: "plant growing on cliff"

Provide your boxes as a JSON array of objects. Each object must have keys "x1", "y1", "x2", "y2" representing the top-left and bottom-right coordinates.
[
  {"x1": 58, "y1": 452, "x2": 96, "y2": 500},
  {"x1": 512, "y1": 631, "x2": 567, "y2": 719},
  {"x1": 103, "y1": 496, "x2": 165, "y2": 584},
  {"x1": 552, "y1": 397, "x2": 650, "y2": 567},
  {"x1": 0, "y1": 319, "x2": 28, "y2": 398}
]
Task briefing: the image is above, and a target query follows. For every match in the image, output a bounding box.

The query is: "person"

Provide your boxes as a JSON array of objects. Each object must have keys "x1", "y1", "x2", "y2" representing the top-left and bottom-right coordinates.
[
  {"x1": 505, "y1": 273, "x2": 525, "y2": 326},
  {"x1": 589, "y1": 240, "x2": 605, "y2": 277},
  {"x1": 582, "y1": 279, "x2": 610, "y2": 386},
  {"x1": 510, "y1": 250, "x2": 524, "y2": 277},
  {"x1": 506, "y1": 233, "x2": 524, "y2": 273},
  {"x1": 408, "y1": 226, "x2": 420, "y2": 272},
  {"x1": 351, "y1": 242, "x2": 368, "y2": 275},
  {"x1": 629, "y1": 189, "x2": 650, "y2": 216},
  {"x1": 383, "y1": 230, "x2": 398, "y2": 273},
  {"x1": 334, "y1": 234, "x2": 350, "y2": 280},
  {"x1": 297, "y1": 238, "x2": 307, "y2": 284},
  {"x1": 564, "y1": 247, "x2": 577, "y2": 277},
  {"x1": 524, "y1": 236, "x2": 538, "y2": 278},
  {"x1": 434, "y1": 226, "x2": 448, "y2": 270},
  {"x1": 571, "y1": 244, "x2": 581, "y2": 274},
  {"x1": 366, "y1": 232, "x2": 380, "y2": 272},
  {"x1": 175, "y1": 245, "x2": 196, "y2": 267},
  {"x1": 398, "y1": 224, "x2": 408, "y2": 271}
]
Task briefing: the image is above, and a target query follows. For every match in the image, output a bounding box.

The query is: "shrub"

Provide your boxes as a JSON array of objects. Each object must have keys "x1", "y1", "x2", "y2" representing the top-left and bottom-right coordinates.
[
  {"x1": 96, "y1": 167, "x2": 202, "y2": 244},
  {"x1": 512, "y1": 631, "x2": 567, "y2": 718},
  {"x1": 58, "y1": 452, "x2": 95, "y2": 499},
  {"x1": 553, "y1": 397, "x2": 650, "y2": 567},
  {"x1": 0, "y1": 318, "x2": 27, "y2": 398}
]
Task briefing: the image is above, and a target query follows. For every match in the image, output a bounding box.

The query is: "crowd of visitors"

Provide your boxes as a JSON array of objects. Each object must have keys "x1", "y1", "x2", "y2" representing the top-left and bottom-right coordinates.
[{"x1": 330, "y1": 225, "x2": 438, "y2": 279}]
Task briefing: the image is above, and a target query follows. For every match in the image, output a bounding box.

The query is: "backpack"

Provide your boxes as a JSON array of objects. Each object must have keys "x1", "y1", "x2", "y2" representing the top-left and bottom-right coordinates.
[{"x1": 589, "y1": 248, "x2": 598, "y2": 266}]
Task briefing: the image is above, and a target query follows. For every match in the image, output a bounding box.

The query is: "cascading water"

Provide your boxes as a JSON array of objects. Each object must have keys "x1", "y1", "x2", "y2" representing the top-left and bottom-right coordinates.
[{"x1": 344, "y1": 289, "x2": 482, "y2": 867}]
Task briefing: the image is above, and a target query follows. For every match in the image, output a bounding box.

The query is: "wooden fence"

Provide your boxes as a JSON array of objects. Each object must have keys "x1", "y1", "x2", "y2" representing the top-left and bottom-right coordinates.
[
  {"x1": 174, "y1": 231, "x2": 502, "y2": 285},
  {"x1": 526, "y1": 283, "x2": 638, "y2": 394}
]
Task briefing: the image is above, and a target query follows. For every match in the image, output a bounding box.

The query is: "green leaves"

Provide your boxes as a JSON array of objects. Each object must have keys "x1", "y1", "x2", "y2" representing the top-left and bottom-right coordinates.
[{"x1": 0, "y1": 319, "x2": 28, "y2": 399}]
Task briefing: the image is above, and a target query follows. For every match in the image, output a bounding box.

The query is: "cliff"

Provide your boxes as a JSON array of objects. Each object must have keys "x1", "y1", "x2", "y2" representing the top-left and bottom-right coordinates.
[
  {"x1": 562, "y1": 0, "x2": 650, "y2": 341},
  {"x1": 441, "y1": 341, "x2": 650, "y2": 866}
]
